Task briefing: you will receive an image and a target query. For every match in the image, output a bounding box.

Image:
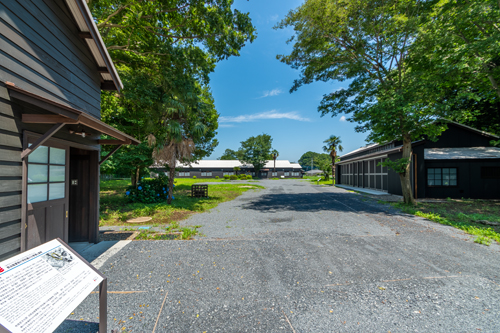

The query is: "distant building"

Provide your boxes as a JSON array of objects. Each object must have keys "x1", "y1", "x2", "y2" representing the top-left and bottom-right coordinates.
[
  {"x1": 336, "y1": 121, "x2": 500, "y2": 199},
  {"x1": 151, "y1": 160, "x2": 304, "y2": 178}
]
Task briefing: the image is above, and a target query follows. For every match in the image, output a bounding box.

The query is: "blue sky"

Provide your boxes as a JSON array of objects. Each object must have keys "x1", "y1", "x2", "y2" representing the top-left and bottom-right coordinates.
[{"x1": 206, "y1": 0, "x2": 368, "y2": 162}]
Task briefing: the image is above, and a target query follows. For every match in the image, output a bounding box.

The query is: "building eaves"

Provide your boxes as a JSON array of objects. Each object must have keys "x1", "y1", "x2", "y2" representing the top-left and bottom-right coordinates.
[
  {"x1": 64, "y1": 0, "x2": 123, "y2": 91},
  {"x1": 337, "y1": 147, "x2": 402, "y2": 165}
]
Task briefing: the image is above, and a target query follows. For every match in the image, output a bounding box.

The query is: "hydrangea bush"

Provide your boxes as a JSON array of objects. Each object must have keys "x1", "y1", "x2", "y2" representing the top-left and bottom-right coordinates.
[{"x1": 125, "y1": 174, "x2": 174, "y2": 203}]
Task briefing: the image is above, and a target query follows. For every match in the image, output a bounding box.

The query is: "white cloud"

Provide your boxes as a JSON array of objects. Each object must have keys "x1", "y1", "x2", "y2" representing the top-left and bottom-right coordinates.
[
  {"x1": 270, "y1": 14, "x2": 279, "y2": 22},
  {"x1": 339, "y1": 115, "x2": 347, "y2": 122},
  {"x1": 219, "y1": 124, "x2": 235, "y2": 128},
  {"x1": 259, "y1": 88, "x2": 282, "y2": 98},
  {"x1": 220, "y1": 110, "x2": 310, "y2": 123}
]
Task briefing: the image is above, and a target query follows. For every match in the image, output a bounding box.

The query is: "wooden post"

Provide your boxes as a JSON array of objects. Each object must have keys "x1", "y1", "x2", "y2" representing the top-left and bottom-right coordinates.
[{"x1": 21, "y1": 123, "x2": 65, "y2": 159}]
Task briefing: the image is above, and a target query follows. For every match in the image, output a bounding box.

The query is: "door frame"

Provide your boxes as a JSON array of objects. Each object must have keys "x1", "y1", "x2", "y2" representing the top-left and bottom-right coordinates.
[{"x1": 21, "y1": 130, "x2": 100, "y2": 251}]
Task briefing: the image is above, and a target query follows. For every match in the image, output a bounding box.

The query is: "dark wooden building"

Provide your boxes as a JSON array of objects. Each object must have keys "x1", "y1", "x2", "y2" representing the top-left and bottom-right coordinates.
[
  {"x1": 336, "y1": 122, "x2": 500, "y2": 199},
  {"x1": 0, "y1": 0, "x2": 139, "y2": 260}
]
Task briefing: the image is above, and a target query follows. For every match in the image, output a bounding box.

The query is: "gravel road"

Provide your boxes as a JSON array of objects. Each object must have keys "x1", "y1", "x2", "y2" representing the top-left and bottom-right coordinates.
[{"x1": 57, "y1": 180, "x2": 500, "y2": 333}]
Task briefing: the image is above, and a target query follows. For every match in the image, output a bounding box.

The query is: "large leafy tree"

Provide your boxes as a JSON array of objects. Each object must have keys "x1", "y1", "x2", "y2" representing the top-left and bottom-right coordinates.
[
  {"x1": 238, "y1": 134, "x2": 274, "y2": 174},
  {"x1": 93, "y1": 0, "x2": 256, "y2": 189},
  {"x1": 409, "y1": 0, "x2": 500, "y2": 140},
  {"x1": 276, "y1": 0, "x2": 443, "y2": 204},
  {"x1": 298, "y1": 151, "x2": 330, "y2": 170},
  {"x1": 322, "y1": 136, "x2": 343, "y2": 182},
  {"x1": 90, "y1": 0, "x2": 256, "y2": 69}
]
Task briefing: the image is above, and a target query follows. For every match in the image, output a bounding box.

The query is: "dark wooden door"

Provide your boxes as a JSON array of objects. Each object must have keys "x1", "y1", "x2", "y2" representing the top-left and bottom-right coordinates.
[
  {"x1": 25, "y1": 144, "x2": 69, "y2": 250},
  {"x1": 69, "y1": 149, "x2": 90, "y2": 242}
]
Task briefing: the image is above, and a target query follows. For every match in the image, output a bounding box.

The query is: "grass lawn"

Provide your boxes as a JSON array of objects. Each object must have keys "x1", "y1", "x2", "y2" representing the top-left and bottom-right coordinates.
[
  {"x1": 302, "y1": 175, "x2": 334, "y2": 186},
  {"x1": 389, "y1": 199, "x2": 500, "y2": 245},
  {"x1": 99, "y1": 178, "x2": 264, "y2": 233}
]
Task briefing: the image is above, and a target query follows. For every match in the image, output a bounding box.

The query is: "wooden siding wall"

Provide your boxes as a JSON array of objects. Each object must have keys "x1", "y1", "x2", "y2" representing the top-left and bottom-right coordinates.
[
  {"x1": 0, "y1": 83, "x2": 100, "y2": 260},
  {"x1": 0, "y1": 0, "x2": 101, "y2": 118}
]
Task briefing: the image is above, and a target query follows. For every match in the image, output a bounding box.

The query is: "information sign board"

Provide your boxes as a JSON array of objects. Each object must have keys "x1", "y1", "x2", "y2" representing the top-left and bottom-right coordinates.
[{"x1": 0, "y1": 239, "x2": 106, "y2": 333}]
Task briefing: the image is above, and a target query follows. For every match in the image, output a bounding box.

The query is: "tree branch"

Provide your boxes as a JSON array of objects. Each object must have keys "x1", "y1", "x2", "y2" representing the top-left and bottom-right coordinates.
[{"x1": 97, "y1": 5, "x2": 129, "y2": 28}]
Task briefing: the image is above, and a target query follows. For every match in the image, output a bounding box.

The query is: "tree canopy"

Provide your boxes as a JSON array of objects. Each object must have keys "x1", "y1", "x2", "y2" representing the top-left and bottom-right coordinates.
[
  {"x1": 276, "y1": 0, "x2": 444, "y2": 204},
  {"x1": 218, "y1": 148, "x2": 240, "y2": 160},
  {"x1": 93, "y1": 0, "x2": 256, "y2": 188},
  {"x1": 238, "y1": 134, "x2": 275, "y2": 173},
  {"x1": 298, "y1": 151, "x2": 330, "y2": 170}
]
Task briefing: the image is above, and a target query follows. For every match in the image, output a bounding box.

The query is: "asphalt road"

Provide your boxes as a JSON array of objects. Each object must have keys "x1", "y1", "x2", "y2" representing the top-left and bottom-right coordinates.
[{"x1": 57, "y1": 180, "x2": 500, "y2": 333}]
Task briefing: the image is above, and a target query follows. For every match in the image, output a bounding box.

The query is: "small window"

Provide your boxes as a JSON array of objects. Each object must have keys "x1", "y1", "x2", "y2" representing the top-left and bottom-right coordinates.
[
  {"x1": 272, "y1": 172, "x2": 277, "y2": 177},
  {"x1": 27, "y1": 146, "x2": 66, "y2": 204},
  {"x1": 427, "y1": 168, "x2": 457, "y2": 186},
  {"x1": 284, "y1": 172, "x2": 290, "y2": 176},
  {"x1": 481, "y1": 167, "x2": 500, "y2": 179}
]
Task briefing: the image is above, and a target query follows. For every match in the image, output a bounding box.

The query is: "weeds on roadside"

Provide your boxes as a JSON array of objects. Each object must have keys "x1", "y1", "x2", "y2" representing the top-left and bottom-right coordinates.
[{"x1": 390, "y1": 201, "x2": 500, "y2": 246}]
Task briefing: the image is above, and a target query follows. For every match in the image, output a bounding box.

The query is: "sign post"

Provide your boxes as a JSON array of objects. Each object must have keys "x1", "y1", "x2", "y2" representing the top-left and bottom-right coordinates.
[{"x1": 0, "y1": 238, "x2": 107, "y2": 333}]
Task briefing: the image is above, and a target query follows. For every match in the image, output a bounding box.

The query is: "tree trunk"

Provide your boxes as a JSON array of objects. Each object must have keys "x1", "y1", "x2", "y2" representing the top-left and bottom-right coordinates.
[
  {"x1": 168, "y1": 162, "x2": 175, "y2": 204},
  {"x1": 131, "y1": 167, "x2": 140, "y2": 188},
  {"x1": 399, "y1": 135, "x2": 415, "y2": 205},
  {"x1": 331, "y1": 150, "x2": 337, "y2": 185}
]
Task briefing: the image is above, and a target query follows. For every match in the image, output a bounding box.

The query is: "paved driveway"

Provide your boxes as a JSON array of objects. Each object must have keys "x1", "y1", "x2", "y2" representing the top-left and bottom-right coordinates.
[{"x1": 58, "y1": 180, "x2": 500, "y2": 332}]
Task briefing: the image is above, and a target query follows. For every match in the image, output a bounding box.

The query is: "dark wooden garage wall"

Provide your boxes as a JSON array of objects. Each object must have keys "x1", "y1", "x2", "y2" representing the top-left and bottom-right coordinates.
[
  {"x1": 0, "y1": 0, "x2": 104, "y2": 260},
  {"x1": 0, "y1": 0, "x2": 101, "y2": 118},
  {"x1": 0, "y1": 82, "x2": 101, "y2": 260}
]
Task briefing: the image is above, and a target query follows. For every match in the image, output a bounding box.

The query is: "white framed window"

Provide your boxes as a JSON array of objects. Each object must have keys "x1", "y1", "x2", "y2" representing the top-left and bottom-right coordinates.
[
  {"x1": 261, "y1": 172, "x2": 267, "y2": 176},
  {"x1": 272, "y1": 172, "x2": 277, "y2": 177},
  {"x1": 251, "y1": 172, "x2": 255, "y2": 176},
  {"x1": 201, "y1": 172, "x2": 212, "y2": 177},
  {"x1": 178, "y1": 172, "x2": 190, "y2": 177},
  {"x1": 428, "y1": 168, "x2": 457, "y2": 186},
  {"x1": 27, "y1": 146, "x2": 66, "y2": 203},
  {"x1": 284, "y1": 172, "x2": 290, "y2": 176},
  {"x1": 223, "y1": 172, "x2": 234, "y2": 176}
]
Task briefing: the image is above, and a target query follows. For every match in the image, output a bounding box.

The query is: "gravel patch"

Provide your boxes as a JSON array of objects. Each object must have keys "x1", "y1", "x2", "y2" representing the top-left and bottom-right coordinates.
[{"x1": 57, "y1": 180, "x2": 500, "y2": 333}]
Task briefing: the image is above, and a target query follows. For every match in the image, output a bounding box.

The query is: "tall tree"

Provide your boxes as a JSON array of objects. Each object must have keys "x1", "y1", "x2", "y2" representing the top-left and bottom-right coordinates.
[
  {"x1": 276, "y1": 0, "x2": 441, "y2": 204},
  {"x1": 238, "y1": 134, "x2": 274, "y2": 175},
  {"x1": 322, "y1": 136, "x2": 343, "y2": 183},
  {"x1": 271, "y1": 149, "x2": 279, "y2": 172},
  {"x1": 298, "y1": 151, "x2": 330, "y2": 170},
  {"x1": 94, "y1": 1, "x2": 256, "y2": 186}
]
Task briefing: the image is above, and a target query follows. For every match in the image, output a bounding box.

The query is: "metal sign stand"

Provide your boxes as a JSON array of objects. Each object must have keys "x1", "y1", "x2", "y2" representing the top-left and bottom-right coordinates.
[
  {"x1": 0, "y1": 238, "x2": 107, "y2": 333},
  {"x1": 60, "y1": 238, "x2": 108, "y2": 333}
]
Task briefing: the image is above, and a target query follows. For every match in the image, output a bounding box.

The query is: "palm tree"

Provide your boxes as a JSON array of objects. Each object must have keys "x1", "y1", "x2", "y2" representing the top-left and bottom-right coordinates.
[
  {"x1": 322, "y1": 135, "x2": 343, "y2": 184},
  {"x1": 271, "y1": 149, "x2": 279, "y2": 172},
  {"x1": 148, "y1": 102, "x2": 206, "y2": 204}
]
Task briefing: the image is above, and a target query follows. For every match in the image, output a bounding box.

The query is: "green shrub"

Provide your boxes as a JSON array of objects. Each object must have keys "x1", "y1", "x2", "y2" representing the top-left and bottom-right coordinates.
[
  {"x1": 239, "y1": 174, "x2": 247, "y2": 180},
  {"x1": 125, "y1": 174, "x2": 170, "y2": 203},
  {"x1": 230, "y1": 175, "x2": 238, "y2": 180},
  {"x1": 223, "y1": 175, "x2": 230, "y2": 180},
  {"x1": 215, "y1": 176, "x2": 219, "y2": 179},
  {"x1": 193, "y1": 175, "x2": 197, "y2": 179}
]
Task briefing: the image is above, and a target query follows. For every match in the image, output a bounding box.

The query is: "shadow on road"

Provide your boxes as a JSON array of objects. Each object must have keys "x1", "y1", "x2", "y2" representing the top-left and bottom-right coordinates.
[{"x1": 241, "y1": 192, "x2": 386, "y2": 214}]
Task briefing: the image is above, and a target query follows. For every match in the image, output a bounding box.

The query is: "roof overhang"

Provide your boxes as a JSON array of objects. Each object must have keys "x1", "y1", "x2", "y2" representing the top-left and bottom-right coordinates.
[
  {"x1": 64, "y1": 0, "x2": 123, "y2": 92},
  {"x1": 337, "y1": 147, "x2": 402, "y2": 165},
  {"x1": 425, "y1": 147, "x2": 500, "y2": 160},
  {"x1": 8, "y1": 83, "x2": 139, "y2": 145}
]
